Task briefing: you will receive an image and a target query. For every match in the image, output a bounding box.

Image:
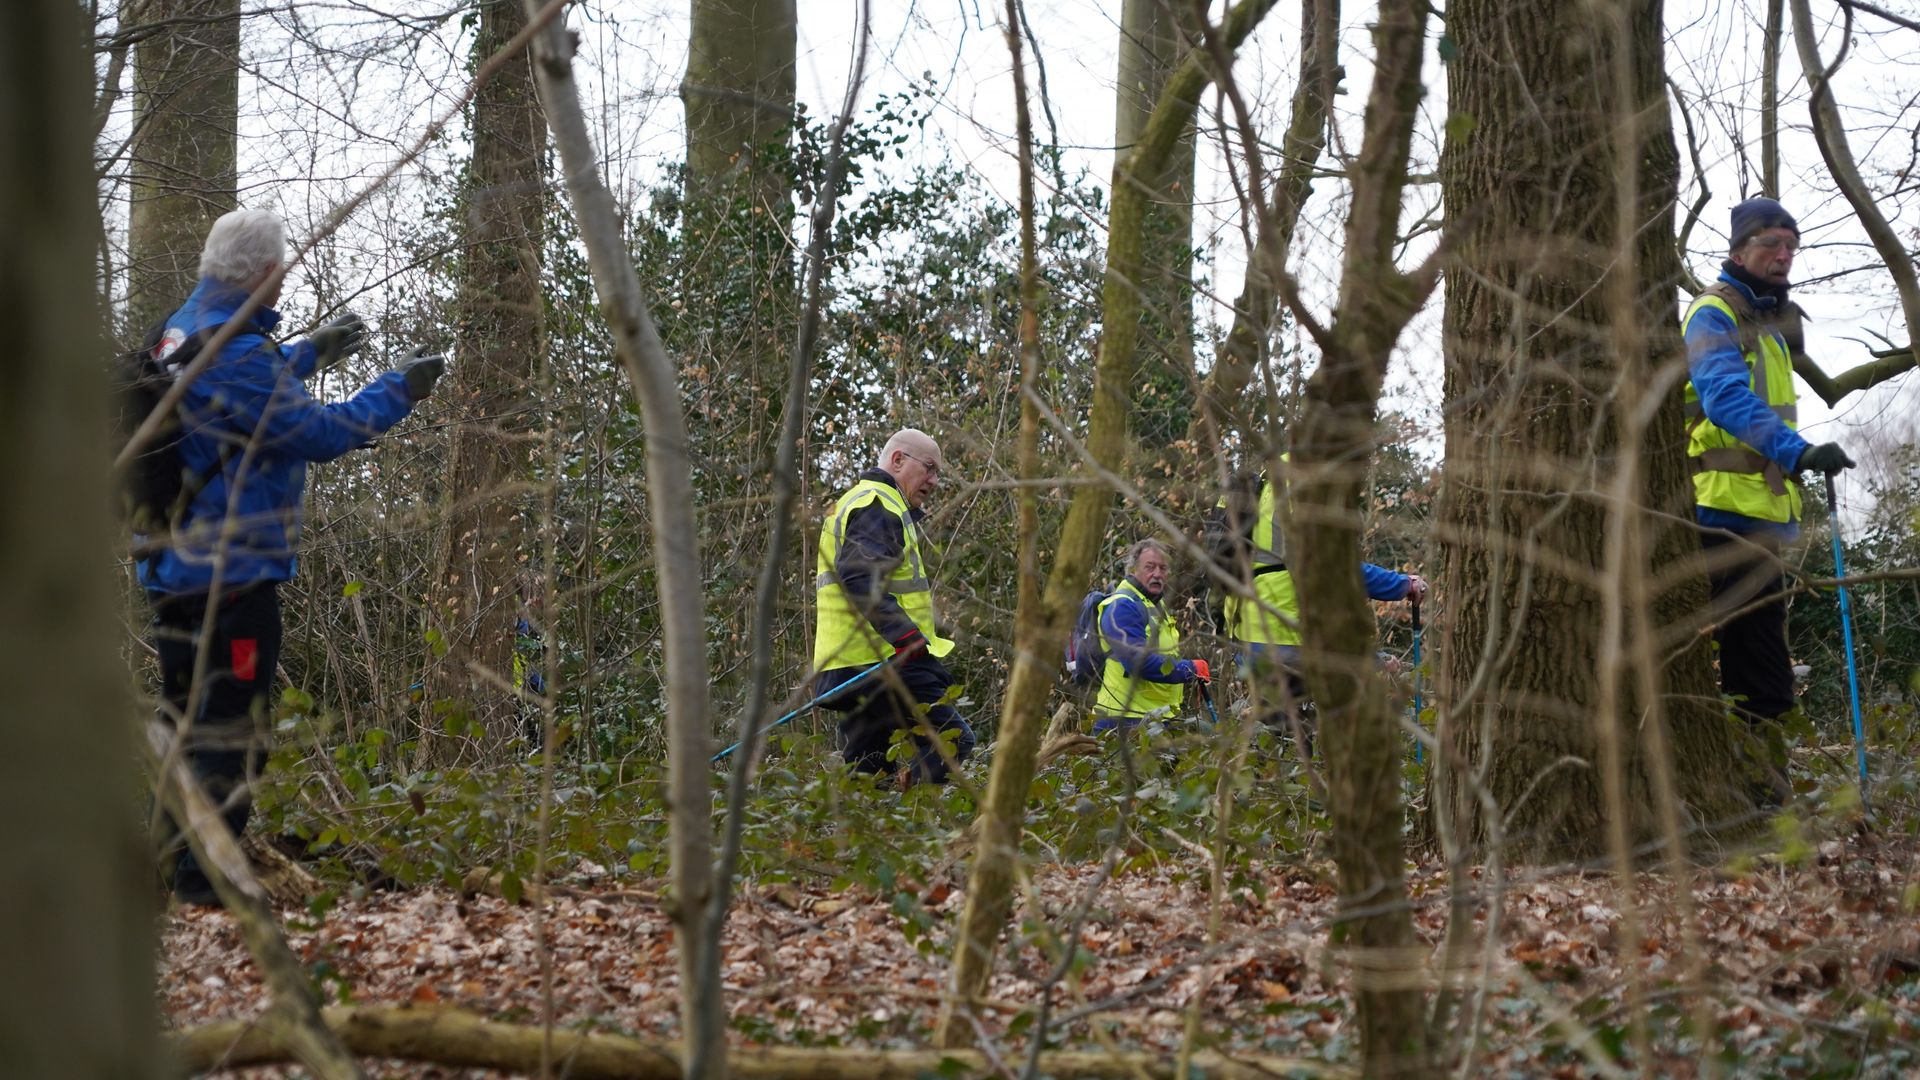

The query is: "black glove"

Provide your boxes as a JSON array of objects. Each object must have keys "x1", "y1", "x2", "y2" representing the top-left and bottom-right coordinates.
[
  {"x1": 309, "y1": 312, "x2": 368, "y2": 370},
  {"x1": 397, "y1": 346, "x2": 446, "y2": 402},
  {"x1": 1796, "y1": 442, "x2": 1855, "y2": 475}
]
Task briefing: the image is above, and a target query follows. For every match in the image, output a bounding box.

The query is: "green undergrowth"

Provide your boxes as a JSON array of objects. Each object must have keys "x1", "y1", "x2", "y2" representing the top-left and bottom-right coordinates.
[{"x1": 254, "y1": 703, "x2": 1335, "y2": 908}]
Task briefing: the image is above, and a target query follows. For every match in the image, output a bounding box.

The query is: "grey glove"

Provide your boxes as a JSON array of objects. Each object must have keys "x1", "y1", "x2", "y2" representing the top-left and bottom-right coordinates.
[
  {"x1": 1797, "y1": 442, "x2": 1855, "y2": 475},
  {"x1": 397, "y1": 346, "x2": 446, "y2": 402},
  {"x1": 310, "y1": 312, "x2": 368, "y2": 370}
]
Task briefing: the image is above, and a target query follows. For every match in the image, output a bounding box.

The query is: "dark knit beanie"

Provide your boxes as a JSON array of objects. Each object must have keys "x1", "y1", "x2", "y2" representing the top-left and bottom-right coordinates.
[{"x1": 1730, "y1": 197, "x2": 1799, "y2": 250}]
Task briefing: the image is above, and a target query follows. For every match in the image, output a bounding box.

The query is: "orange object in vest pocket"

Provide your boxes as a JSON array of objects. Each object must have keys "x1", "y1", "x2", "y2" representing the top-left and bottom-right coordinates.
[{"x1": 232, "y1": 639, "x2": 258, "y2": 682}]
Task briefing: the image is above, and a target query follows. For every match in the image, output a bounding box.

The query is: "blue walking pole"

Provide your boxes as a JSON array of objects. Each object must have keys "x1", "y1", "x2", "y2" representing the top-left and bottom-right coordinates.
[
  {"x1": 1411, "y1": 596, "x2": 1424, "y2": 763},
  {"x1": 1824, "y1": 473, "x2": 1869, "y2": 791},
  {"x1": 712, "y1": 658, "x2": 890, "y2": 764},
  {"x1": 1196, "y1": 675, "x2": 1220, "y2": 730}
]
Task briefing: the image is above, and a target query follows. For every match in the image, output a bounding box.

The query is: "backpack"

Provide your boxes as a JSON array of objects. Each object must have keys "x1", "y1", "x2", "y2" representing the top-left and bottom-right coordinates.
[
  {"x1": 1064, "y1": 587, "x2": 1112, "y2": 685},
  {"x1": 112, "y1": 317, "x2": 211, "y2": 545}
]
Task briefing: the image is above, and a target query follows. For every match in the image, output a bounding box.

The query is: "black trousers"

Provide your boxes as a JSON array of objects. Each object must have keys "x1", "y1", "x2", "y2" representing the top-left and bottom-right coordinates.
[
  {"x1": 152, "y1": 583, "x2": 282, "y2": 903},
  {"x1": 1700, "y1": 529, "x2": 1794, "y2": 724},
  {"x1": 817, "y1": 656, "x2": 975, "y2": 784}
]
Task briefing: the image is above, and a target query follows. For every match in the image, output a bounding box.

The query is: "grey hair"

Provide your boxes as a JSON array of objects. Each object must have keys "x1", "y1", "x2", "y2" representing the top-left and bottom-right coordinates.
[
  {"x1": 1125, "y1": 538, "x2": 1170, "y2": 570},
  {"x1": 198, "y1": 209, "x2": 286, "y2": 285}
]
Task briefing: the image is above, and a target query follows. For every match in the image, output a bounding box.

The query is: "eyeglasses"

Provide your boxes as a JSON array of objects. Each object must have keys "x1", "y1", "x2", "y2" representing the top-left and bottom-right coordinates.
[
  {"x1": 1747, "y1": 234, "x2": 1800, "y2": 254},
  {"x1": 904, "y1": 452, "x2": 941, "y2": 478}
]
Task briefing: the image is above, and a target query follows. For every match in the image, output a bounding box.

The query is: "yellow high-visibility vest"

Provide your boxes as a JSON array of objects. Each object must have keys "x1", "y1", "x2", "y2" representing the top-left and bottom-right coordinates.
[
  {"x1": 1683, "y1": 285, "x2": 1803, "y2": 524},
  {"x1": 812, "y1": 477, "x2": 954, "y2": 670},
  {"x1": 1093, "y1": 578, "x2": 1183, "y2": 720},
  {"x1": 1220, "y1": 460, "x2": 1302, "y2": 646}
]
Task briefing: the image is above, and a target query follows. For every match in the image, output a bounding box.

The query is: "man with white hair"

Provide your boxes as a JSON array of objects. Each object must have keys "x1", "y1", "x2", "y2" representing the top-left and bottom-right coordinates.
[
  {"x1": 812, "y1": 428, "x2": 975, "y2": 786},
  {"x1": 142, "y1": 208, "x2": 446, "y2": 905}
]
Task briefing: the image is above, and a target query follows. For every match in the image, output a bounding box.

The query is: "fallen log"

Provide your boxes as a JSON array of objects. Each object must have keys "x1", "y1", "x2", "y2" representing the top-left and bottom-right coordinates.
[{"x1": 172, "y1": 1003, "x2": 1349, "y2": 1078}]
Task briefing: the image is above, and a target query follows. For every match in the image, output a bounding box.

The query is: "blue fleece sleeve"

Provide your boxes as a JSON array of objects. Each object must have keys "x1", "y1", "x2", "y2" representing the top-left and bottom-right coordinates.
[
  {"x1": 1099, "y1": 596, "x2": 1185, "y2": 683},
  {"x1": 1362, "y1": 563, "x2": 1410, "y2": 601},
  {"x1": 201, "y1": 337, "x2": 414, "y2": 463},
  {"x1": 286, "y1": 338, "x2": 319, "y2": 381},
  {"x1": 1684, "y1": 305, "x2": 1811, "y2": 471},
  {"x1": 834, "y1": 503, "x2": 921, "y2": 645}
]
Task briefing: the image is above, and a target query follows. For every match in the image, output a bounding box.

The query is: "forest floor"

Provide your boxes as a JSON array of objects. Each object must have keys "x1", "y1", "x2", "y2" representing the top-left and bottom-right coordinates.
[{"x1": 160, "y1": 825, "x2": 1920, "y2": 1078}]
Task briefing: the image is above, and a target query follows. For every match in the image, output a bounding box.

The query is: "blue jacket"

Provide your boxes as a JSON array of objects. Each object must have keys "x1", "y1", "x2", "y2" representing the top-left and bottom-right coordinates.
[
  {"x1": 1683, "y1": 268, "x2": 1811, "y2": 538},
  {"x1": 138, "y1": 278, "x2": 415, "y2": 596},
  {"x1": 1097, "y1": 577, "x2": 1191, "y2": 683}
]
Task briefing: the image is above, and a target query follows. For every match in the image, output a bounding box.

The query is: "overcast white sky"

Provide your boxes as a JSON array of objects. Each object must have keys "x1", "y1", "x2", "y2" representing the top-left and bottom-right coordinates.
[{"x1": 102, "y1": 0, "x2": 1918, "y2": 482}]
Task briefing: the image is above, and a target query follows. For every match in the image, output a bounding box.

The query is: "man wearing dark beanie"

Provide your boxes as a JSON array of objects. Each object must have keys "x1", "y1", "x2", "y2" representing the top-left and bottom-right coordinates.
[{"x1": 1682, "y1": 196, "x2": 1855, "y2": 803}]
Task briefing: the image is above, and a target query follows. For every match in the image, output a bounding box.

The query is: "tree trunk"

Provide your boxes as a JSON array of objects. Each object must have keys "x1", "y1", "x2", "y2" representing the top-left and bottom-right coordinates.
[
  {"x1": 933, "y1": 0, "x2": 1279, "y2": 1049},
  {"x1": 1435, "y1": 0, "x2": 1748, "y2": 865},
  {"x1": 0, "y1": 1, "x2": 156, "y2": 1071},
  {"x1": 521, "y1": 7, "x2": 721, "y2": 1077},
  {"x1": 1191, "y1": 0, "x2": 1339, "y2": 451},
  {"x1": 1286, "y1": 0, "x2": 1436, "y2": 1073},
  {"x1": 169, "y1": 1004, "x2": 1329, "y2": 1079},
  {"x1": 680, "y1": 0, "x2": 798, "y2": 695},
  {"x1": 1115, "y1": 0, "x2": 1197, "y2": 449},
  {"x1": 422, "y1": 0, "x2": 547, "y2": 760},
  {"x1": 125, "y1": 0, "x2": 239, "y2": 333}
]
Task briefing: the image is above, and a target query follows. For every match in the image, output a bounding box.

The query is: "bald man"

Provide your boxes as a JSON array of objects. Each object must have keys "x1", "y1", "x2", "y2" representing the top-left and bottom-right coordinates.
[{"x1": 812, "y1": 429, "x2": 975, "y2": 786}]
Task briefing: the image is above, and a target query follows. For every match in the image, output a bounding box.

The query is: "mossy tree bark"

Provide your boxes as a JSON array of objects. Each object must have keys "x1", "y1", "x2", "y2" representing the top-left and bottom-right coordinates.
[
  {"x1": 1284, "y1": 0, "x2": 1436, "y2": 1074},
  {"x1": 125, "y1": 0, "x2": 239, "y2": 334},
  {"x1": 422, "y1": 0, "x2": 548, "y2": 759},
  {"x1": 933, "y1": 0, "x2": 1280, "y2": 1049},
  {"x1": 679, "y1": 0, "x2": 800, "y2": 688},
  {"x1": 1, "y1": 1, "x2": 156, "y2": 1071},
  {"x1": 1115, "y1": 0, "x2": 1198, "y2": 449}
]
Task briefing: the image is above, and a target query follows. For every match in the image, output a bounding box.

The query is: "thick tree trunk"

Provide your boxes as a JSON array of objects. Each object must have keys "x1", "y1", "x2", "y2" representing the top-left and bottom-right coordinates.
[
  {"x1": 125, "y1": 0, "x2": 239, "y2": 333},
  {"x1": 680, "y1": 0, "x2": 798, "y2": 691},
  {"x1": 1115, "y1": 0, "x2": 1197, "y2": 449},
  {"x1": 170, "y1": 1005, "x2": 1330, "y2": 1079},
  {"x1": 0, "y1": 2, "x2": 156, "y2": 1072},
  {"x1": 1436, "y1": 0, "x2": 1748, "y2": 865},
  {"x1": 423, "y1": 0, "x2": 546, "y2": 759},
  {"x1": 933, "y1": 0, "x2": 1279, "y2": 1050}
]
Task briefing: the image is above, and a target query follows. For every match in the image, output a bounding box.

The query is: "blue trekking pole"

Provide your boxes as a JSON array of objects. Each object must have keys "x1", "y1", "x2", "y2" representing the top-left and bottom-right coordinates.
[
  {"x1": 1824, "y1": 473, "x2": 1869, "y2": 791},
  {"x1": 1411, "y1": 596, "x2": 1424, "y2": 763},
  {"x1": 712, "y1": 658, "x2": 890, "y2": 763},
  {"x1": 1195, "y1": 674, "x2": 1220, "y2": 730}
]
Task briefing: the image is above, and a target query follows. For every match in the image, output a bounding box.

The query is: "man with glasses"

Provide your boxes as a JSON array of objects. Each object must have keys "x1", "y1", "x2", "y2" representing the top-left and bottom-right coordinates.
[
  {"x1": 812, "y1": 429, "x2": 975, "y2": 786},
  {"x1": 1683, "y1": 197, "x2": 1854, "y2": 799}
]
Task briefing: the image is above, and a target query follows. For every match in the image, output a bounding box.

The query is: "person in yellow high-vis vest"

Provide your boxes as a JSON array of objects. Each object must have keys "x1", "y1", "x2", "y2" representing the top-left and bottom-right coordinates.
[
  {"x1": 1202, "y1": 458, "x2": 1427, "y2": 749},
  {"x1": 812, "y1": 429, "x2": 974, "y2": 785},
  {"x1": 1684, "y1": 198, "x2": 1854, "y2": 768},
  {"x1": 1091, "y1": 539, "x2": 1210, "y2": 734}
]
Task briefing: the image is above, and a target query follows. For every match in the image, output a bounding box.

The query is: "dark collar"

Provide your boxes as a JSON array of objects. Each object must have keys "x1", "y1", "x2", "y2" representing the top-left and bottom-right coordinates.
[
  {"x1": 1120, "y1": 575, "x2": 1164, "y2": 606},
  {"x1": 861, "y1": 467, "x2": 924, "y2": 522},
  {"x1": 1719, "y1": 260, "x2": 1790, "y2": 311}
]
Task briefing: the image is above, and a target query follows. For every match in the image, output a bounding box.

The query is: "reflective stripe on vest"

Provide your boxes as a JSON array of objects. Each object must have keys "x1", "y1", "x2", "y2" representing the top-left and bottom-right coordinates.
[
  {"x1": 1221, "y1": 472, "x2": 1302, "y2": 646},
  {"x1": 1093, "y1": 579, "x2": 1184, "y2": 720},
  {"x1": 811, "y1": 478, "x2": 955, "y2": 671},
  {"x1": 1681, "y1": 288, "x2": 1803, "y2": 524}
]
